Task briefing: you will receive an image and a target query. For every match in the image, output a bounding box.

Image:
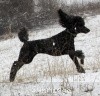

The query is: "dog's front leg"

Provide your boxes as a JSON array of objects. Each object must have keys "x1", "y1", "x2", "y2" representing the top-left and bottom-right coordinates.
[
  {"x1": 10, "y1": 61, "x2": 24, "y2": 82},
  {"x1": 68, "y1": 50, "x2": 85, "y2": 65},
  {"x1": 75, "y1": 50, "x2": 85, "y2": 65},
  {"x1": 69, "y1": 54, "x2": 85, "y2": 73}
]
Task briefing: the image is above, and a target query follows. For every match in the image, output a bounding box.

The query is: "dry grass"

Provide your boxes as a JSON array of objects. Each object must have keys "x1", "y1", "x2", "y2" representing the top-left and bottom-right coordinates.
[
  {"x1": 42, "y1": 57, "x2": 77, "y2": 78},
  {"x1": 0, "y1": 25, "x2": 14, "y2": 40}
]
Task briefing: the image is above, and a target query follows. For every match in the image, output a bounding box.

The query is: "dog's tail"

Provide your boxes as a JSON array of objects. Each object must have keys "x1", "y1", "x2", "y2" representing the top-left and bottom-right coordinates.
[
  {"x1": 58, "y1": 9, "x2": 68, "y2": 28},
  {"x1": 18, "y1": 27, "x2": 29, "y2": 43}
]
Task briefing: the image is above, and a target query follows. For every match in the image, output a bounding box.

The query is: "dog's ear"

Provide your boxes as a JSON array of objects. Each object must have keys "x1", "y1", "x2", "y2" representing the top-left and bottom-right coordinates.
[
  {"x1": 58, "y1": 9, "x2": 68, "y2": 18},
  {"x1": 58, "y1": 9, "x2": 69, "y2": 28}
]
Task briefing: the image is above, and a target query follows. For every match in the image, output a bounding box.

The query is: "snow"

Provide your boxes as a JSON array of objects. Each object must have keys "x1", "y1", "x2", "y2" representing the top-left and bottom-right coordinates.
[{"x1": 0, "y1": 15, "x2": 100, "y2": 96}]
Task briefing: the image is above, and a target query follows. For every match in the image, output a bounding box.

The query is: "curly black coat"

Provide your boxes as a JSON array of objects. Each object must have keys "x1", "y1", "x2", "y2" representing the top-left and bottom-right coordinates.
[{"x1": 10, "y1": 9, "x2": 90, "y2": 82}]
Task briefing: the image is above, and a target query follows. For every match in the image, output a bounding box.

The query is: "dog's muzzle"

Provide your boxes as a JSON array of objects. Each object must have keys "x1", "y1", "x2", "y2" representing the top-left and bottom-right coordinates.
[{"x1": 76, "y1": 26, "x2": 90, "y2": 33}]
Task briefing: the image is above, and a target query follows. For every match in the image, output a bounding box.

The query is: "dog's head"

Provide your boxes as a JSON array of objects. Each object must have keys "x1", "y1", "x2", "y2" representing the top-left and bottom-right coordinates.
[
  {"x1": 58, "y1": 9, "x2": 90, "y2": 34},
  {"x1": 74, "y1": 16, "x2": 90, "y2": 34}
]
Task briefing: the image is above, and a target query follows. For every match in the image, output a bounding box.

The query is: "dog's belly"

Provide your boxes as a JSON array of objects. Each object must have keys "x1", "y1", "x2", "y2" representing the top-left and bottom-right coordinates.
[
  {"x1": 47, "y1": 50, "x2": 63, "y2": 56},
  {"x1": 44, "y1": 47, "x2": 68, "y2": 56}
]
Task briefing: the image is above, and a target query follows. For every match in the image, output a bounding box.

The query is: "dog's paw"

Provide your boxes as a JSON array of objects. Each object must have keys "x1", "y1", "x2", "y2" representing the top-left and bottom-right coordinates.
[{"x1": 77, "y1": 66, "x2": 85, "y2": 73}]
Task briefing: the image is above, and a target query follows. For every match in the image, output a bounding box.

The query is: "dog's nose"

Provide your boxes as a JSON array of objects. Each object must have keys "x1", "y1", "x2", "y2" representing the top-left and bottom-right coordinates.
[
  {"x1": 85, "y1": 27, "x2": 90, "y2": 33},
  {"x1": 88, "y1": 29, "x2": 90, "y2": 32},
  {"x1": 87, "y1": 28, "x2": 90, "y2": 32}
]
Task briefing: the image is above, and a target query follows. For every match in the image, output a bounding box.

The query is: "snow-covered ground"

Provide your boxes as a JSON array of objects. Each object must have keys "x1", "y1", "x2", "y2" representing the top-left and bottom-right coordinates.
[{"x1": 0, "y1": 15, "x2": 100, "y2": 96}]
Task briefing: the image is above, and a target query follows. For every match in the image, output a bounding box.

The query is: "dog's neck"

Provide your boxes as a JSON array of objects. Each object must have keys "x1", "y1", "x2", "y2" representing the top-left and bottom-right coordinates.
[{"x1": 66, "y1": 28, "x2": 77, "y2": 37}]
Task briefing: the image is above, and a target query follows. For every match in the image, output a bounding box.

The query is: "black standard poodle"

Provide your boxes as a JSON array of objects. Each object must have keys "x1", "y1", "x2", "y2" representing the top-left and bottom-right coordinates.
[{"x1": 10, "y1": 9, "x2": 90, "y2": 82}]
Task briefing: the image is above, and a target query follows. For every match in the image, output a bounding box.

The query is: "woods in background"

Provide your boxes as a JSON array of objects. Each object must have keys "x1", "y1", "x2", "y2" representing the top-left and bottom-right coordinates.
[
  {"x1": 0, "y1": 0, "x2": 58, "y2": 35},
  {"x1": 0, "y1": 0, "x2": 100, "y2": 35}
]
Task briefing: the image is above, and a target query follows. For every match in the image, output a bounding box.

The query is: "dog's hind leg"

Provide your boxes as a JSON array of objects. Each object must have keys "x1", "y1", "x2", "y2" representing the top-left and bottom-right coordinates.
[
  {"x1": 10, "y1": 61, "x2": 24, "y2": 82},
  {"x1": 10, "y1": 51, "x2": 36, "y2": 82},
  {"x1": 69, "y1": 54, "x2": 85, "y2": 73}
]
